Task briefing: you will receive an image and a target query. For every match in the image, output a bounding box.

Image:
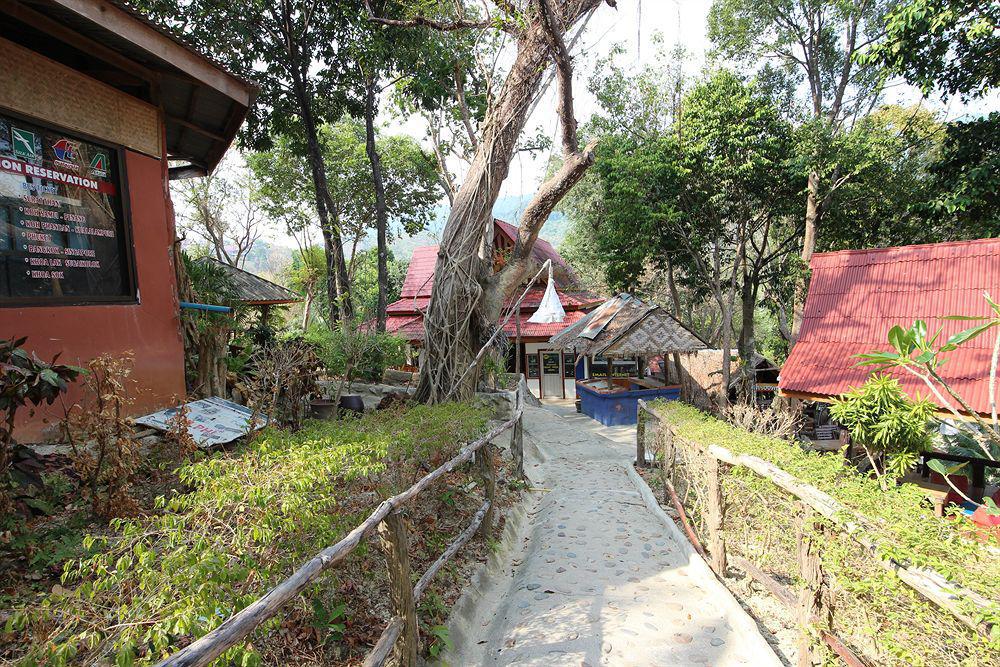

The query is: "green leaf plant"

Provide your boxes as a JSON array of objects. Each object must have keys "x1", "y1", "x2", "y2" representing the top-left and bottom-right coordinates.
[{"x1": 856, "y1": 291, "x2": 1000, "y2": 512}]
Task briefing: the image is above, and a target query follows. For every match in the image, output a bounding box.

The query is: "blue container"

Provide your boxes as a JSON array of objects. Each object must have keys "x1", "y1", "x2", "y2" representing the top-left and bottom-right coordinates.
[{"x1": 577, "y1": 381, "x2": 681, "y2": 426}]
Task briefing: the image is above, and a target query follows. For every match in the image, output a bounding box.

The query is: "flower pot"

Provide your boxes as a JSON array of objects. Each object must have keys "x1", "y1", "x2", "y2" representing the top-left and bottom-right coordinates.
[
  {"x1": 339, "y1": 394, "x2": 365, "y2": 416},
  {"x1": 310, "y1": 399, "x2": 338, "y2": 420}
]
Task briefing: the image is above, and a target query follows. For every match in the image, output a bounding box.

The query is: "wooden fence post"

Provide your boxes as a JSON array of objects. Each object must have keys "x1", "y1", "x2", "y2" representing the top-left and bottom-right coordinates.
[
  {"x1": 705, "y1": 454, "x2": 727, "y2": 576},
  {"x1": 378, "y1": 512, "x2": 418, "y2": 667},
  {"x1": 476, "y1": 443, "x2": 496, "y2": 538},
  {"x1": 636, "y1": 402, "x2": 647, "y2": 467},
  {"x1": 660, "y1": 425, "x2": 675, "y2": 506},
  {"x1": 796, "y1": 504, "x2": 828, "y2": 667},
  {"x1": 511, "y1": 379, "x2": 525, "y2": 479}
]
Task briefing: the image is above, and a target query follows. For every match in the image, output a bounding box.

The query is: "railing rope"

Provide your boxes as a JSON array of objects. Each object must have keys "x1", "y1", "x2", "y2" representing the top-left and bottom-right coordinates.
[{"x1": 155, "y1": 405, "x2": 524, "y2": 667}]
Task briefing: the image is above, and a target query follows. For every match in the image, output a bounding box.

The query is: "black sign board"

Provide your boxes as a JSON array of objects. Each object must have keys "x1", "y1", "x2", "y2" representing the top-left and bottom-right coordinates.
[
  {"x1": 526, "y1": 354, "x2": 539, "y2": 378},
  {"x1": 542, "y1": 352, "x2": 561, "y2": 375},
  {"x1": 0, "y1": 111, "x2": 135, "y2": 305}
]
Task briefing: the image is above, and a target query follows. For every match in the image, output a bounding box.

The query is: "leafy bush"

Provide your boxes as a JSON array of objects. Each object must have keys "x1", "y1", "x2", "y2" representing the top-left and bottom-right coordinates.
[
  {"x1": 830, "y1": 374, "x2": 936, "y2": 484},
  {"x1": 0, "y1": 337, "x2": 83, "y2": 510},
  {"x1": 63, "y1": 354, "x2": 142, "y2": 518},
  {"x1": 6, "y1": 402, "x2": 488, "y2": 666},
  {"x1": 297, "y1": 325, "x2": 407, "y2": 383},
  {"x1": 652, "y1": 400, "x2": 999, "y2": 665}
]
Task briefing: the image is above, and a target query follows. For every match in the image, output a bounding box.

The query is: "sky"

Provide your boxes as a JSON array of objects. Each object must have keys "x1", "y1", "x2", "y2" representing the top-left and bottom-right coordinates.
[{"x1": 188, "y1": 0, "x2": 996, "y2": 257}]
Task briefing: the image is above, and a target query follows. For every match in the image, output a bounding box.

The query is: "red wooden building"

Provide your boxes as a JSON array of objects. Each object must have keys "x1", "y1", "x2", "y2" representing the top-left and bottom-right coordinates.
[
  {"x1": 384, "y1": 220, "x2": 601, "y2": 398},
  {"x1": 1, "y1": 0, "x2": 254, "y2": 440},
  {"x1": 780, "y1": 238, "x2": 1000, "y2": 416}
]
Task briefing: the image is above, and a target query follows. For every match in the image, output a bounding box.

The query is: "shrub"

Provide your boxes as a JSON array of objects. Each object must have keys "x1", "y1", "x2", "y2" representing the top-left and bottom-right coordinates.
[
  {"x1": 7, "y1": 402, "x2": 488, "y2": 666},
  {"x1": 63, "y1": 354, "x2": 143, "y2": 518},
  {"x1": 297, "y1": 325, "x2": 406, "y2": 384},
  {"x1": 0, "y1": 337, "x2": 83, "y2": 511},
  {"x1": 830, "y1": 374, "x2": 936, "y2": 485},
  {"x1": 652, "y1": 400, "x2": 999, "y2": 665}
]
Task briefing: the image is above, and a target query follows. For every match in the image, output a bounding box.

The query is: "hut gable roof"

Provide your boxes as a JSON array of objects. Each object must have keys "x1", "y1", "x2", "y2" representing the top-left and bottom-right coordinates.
[
  {"x1": 779, "y1": 238, "x2": 1000, "y2": 414},
  {"x1": 550, "y1": 294, "x2": 706, "y2": 357},
  {"x1": 196, "y1": 257, "x2": 300, "y2": 305}
]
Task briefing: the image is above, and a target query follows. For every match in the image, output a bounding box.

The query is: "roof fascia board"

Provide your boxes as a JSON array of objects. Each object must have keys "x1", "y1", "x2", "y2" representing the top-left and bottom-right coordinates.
[
  {"x1": 2, "y1": 0, "x2": 155, "y2": 82},
  {"x1": 42, "y1": 0, "x2": 254, "y2": 107}
]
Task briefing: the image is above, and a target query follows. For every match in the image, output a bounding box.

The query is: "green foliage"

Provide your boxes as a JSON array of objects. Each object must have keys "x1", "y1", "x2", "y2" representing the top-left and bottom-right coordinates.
[
  {"x1": 920, "y1": 113, "x2": 1000, "y2": 238},
  {"x1": 864, "y1": 0, "x2": 999, "y2": 100},
  {"x1": 8, "y1": 403, "x2": 488, "y2": 665},
  {"x1": 0, "y1": 337, "x2": 83, "y2": 506},
  {"x1": 296, "y1": 325, "x2": 407, "y2": 383},
  {"x1": 653, "y1": 400, "x2": 1000, "y2": 664},
  {"x1": 830, "y1": 375, "x2": 936, "y2": 480}
]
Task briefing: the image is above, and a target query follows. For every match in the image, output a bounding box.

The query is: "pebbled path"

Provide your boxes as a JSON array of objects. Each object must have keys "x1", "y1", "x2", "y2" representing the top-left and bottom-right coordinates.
[{"x1": 450, "y1": 402, "x2": 781, "y2": 666}]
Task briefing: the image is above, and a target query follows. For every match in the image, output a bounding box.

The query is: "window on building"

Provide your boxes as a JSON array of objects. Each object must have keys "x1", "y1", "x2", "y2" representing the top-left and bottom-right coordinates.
[{"x1": 0, "y1": 111, "x2": 135, "y2": 305}]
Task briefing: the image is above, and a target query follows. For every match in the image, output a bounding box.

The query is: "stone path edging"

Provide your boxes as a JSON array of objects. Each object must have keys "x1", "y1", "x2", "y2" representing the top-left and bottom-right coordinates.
[{"x1": 624, "y1": 464, "x2": 782, "y2": 660}]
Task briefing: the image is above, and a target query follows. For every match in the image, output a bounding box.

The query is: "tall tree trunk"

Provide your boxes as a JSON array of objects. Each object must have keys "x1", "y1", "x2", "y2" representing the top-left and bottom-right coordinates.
[
  {"x1": 301, "y1": 290, "x2": 314, "y2": 330},
  {"x1": 414, "y1": 0, "x2": 606, "y2": 404},
  {"x1": 364, "y1": 76, "x2": 391, "y2": 331},
  {"x1": 291, "y1": 73, "x2": 353, "y2": 325},
  {"x1": 792, "y1": 170, "x2": 821, "y2": 339},
  {"x1": 666, "y1": 256, "x2": 685, "y2": 398}
]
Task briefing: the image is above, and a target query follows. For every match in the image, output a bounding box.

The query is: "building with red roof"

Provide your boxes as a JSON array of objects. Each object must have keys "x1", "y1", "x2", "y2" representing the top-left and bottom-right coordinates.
[
  {"x1": 780, "y1": 238, "x2": 1000, "y2": 416},
  {"x1": 383, "y1": 219, "x2": 602, "y2": 398}
]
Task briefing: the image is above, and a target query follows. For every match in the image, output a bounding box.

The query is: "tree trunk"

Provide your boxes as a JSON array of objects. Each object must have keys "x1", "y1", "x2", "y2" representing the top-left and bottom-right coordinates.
[
  {"x1": 301, "y1": 290, "x2": 314, "y2": 330},
  {"x1": 666, "y1": 257, "x2": 685, "y2": 397},
  {"x1": 364, "y1": 76, "x2": 391, "y2": 331},
  {"x1": 291, "y1": 72, "x2": 353, "y2": 324},
  {"x1": 792, "y1": 170, "x2": 821, "y2": 339},
  {"x1": 415, "y1": 0, "x2": 606, "y2": 403}
]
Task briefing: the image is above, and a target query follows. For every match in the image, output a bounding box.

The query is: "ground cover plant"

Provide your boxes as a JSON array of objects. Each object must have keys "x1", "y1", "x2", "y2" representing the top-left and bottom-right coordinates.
[
  {"x1": 2, "y1": 401, "x2": 496, "y2": 666},
  {"x1": 648, "y1": 400, "x2": 1000, "y2": 666}
]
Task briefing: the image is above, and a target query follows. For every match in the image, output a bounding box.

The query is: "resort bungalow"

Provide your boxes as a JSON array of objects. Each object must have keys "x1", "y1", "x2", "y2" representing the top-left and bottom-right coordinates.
[
  {"x1": 780, "y1": 238, "x2": 1000, "y2": 505},
  {"x1": 382, "y1": 219, "x2": 602, "y2": 399},
  {"x1": 1, "y1": 0, "x2": 255, "y2": 440}
]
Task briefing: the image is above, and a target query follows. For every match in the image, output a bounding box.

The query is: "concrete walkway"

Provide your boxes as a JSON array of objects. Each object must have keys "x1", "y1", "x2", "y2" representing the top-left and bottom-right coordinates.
[{"x1": 449, "y1": 402, "x2": 781, "y2": 666}]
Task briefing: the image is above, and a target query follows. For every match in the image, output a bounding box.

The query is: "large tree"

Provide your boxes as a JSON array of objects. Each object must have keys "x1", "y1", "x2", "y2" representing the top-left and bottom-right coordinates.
[
  {"x1": 371, "y1": 0, "x2": 615, "y2": 402},
  {"x1": 249, "y1": 121, "x2": 439, "y2": 321},
  {"x1": 709, "y1": 0, "x2": 889, "y2": 338},
  {"x1": 594, "y1": 70, "x2": 801, "y2": 406}
]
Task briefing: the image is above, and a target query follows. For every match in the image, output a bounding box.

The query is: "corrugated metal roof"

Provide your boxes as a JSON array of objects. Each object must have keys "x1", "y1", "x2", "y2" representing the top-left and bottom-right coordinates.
[
  {"x1": 398, "y1": 220, "x2": 576, "y2": 301},
  {"x1": 780, "y1": 238, "x2": 1000, "y2": 414},
  {"x1": 196, "y1": 257, "x2": 300, "y2": 305}
]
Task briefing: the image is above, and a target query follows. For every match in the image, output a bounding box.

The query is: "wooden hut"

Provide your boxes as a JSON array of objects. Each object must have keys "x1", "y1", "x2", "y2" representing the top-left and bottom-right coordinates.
[{"x1": 549, "y1": 294, "x2": 706, "y2": 425}]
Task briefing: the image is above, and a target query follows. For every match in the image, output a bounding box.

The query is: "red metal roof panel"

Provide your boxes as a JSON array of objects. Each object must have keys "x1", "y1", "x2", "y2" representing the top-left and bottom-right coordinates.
[{"x1": 780, "y1": 238, "x2": 1000, "y2": 414}]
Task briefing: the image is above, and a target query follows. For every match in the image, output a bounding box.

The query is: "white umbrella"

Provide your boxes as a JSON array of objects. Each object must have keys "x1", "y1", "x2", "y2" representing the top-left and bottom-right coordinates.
[{"x1": 527, "y1": 261, "x2": 565, "y2": 324}]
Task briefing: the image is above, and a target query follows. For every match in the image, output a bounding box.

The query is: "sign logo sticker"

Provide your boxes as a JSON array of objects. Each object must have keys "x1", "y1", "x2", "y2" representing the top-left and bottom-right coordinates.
[
  {"x1": 12, "y1": 127, "x2": 37, "y2": 160},
  {"x1": 52, "y1": 138, "x2": 80, "y2": 163},
  {"x1": 89, "y1": 152, "x2": 108, "y2": 178}
]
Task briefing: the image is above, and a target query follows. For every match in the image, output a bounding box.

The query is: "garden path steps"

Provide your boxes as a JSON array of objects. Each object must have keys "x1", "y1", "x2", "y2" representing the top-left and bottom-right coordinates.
[{"x1": 448, "y1": 402, "x2": 781, "y2": 666}]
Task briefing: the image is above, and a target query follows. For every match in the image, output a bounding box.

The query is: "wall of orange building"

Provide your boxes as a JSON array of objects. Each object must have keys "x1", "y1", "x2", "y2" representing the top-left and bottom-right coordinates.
[{"x1": 6, "y1": 149, "x2": 186, "y2": 441}]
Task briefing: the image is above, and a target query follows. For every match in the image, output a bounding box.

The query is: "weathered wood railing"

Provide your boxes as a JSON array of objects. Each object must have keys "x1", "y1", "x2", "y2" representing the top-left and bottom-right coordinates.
[
  {"x1": 155, "y1": 383, "x2": 526, "y2": 667},
  {"x1": 636, "y1": 399, "x2": 997, "y2": 665}
]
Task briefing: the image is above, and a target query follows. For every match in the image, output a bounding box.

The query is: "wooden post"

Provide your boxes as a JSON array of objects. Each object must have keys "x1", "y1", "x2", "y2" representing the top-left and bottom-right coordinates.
[
  {"x1": 476, "y1": 443, "x2": 496, "y2": 538},
  {"x1": 660, "y1": 426, "x2": 675, "y2": 507},
  {"x1": 512, "y1": 379, "x2": 525, "y2": 479},
  {"x1": 636, "y1": 402, "x2": 647, "y2": 468},
  {"x1": 378, "y1": 512, "x2": 418, "y2": 667},
  {"x1": 705, "y1": 454, "x2": 727, "y2": 575},
  {"x1": 796, "y1": 504, "x2": 827, "y2": 667}
]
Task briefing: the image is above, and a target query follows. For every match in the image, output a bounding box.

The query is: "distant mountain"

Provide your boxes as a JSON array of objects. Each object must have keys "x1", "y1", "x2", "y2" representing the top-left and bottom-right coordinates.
[{"x1": 390, "y1": 194, "x2": 569, "y2": 260}]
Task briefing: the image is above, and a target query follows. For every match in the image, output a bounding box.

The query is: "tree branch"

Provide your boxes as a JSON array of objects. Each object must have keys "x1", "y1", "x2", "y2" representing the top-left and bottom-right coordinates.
[{"x1": 538, "y1": 0, "x2": 578, "y2": 154}]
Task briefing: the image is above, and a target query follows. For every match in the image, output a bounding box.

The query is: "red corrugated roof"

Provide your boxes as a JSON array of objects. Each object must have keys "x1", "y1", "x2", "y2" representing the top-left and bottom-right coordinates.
[
  {"x1": 399, "y1": 246, "x2": 439, "y2": 299},
  {"x1": 494, "y1": 219, "x2": 568, "y2": 269},
  {"x1": 780, "y1": 238, "x2": 1000, "y2": 414},
  {"x1": 398, "y1": 220, "x2": 573, "y2": 301}
]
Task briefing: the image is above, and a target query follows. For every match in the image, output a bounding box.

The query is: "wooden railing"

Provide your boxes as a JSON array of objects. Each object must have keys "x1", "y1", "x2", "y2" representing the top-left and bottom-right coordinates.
[
  {"x1": 155, "y1": 382, "x2": 527, "y2": 667},
  {"x1": 636, "y1": 400, "x2": 996, "y2": 665}
]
